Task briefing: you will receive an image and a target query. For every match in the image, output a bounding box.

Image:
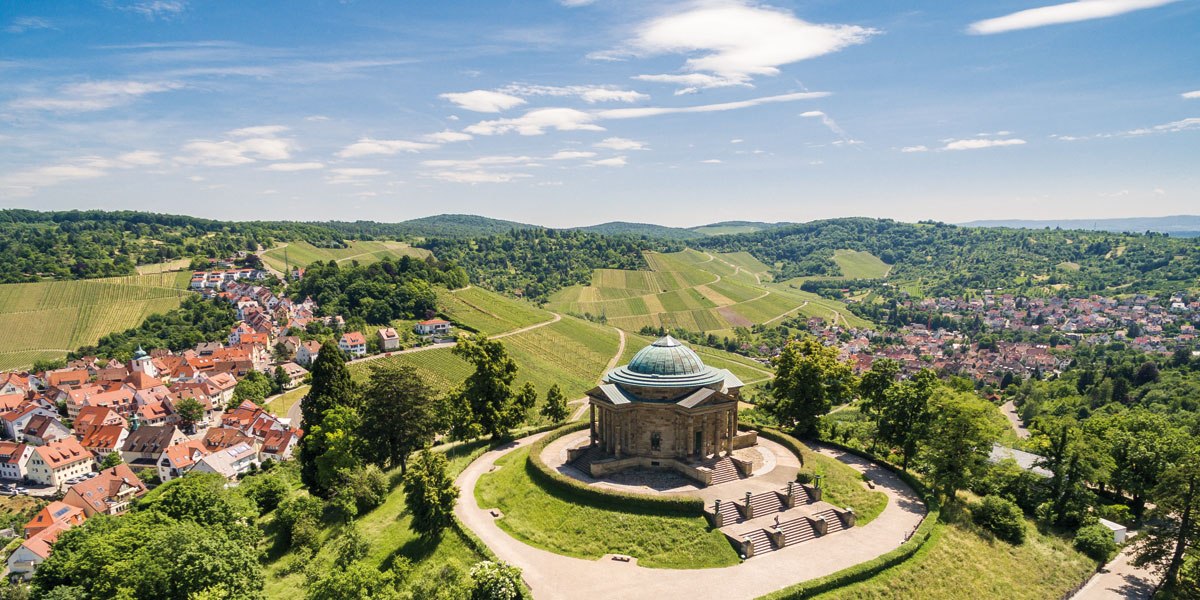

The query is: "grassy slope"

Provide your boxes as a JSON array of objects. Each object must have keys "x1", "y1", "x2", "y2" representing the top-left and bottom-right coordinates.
[
  {"x1": 262, "y1": 442, "x2": 492, "y2": 599},
  {"x1": 475, "y1": 446, "x2": 740, "y2": 569},
  {"x1": 831, "y1": 250, "x2": 892, "y2": 279},
  {"x1": 809, "y1": 512, "x2": 1095, "y2": 600},
  {"x1": 261, "y1": 240, "x2": 430, "y2": 272},
  {"x1": 804, "y1": 451, "x2": 888, "y2": 526},
  {"x1": 263, "y1": 385, "x2": 308, "y2": 419},
  {"x1": 546, "y1": 249, "x2": 869, "y2": 334},
  {"x1": 0, "y1": 272, "x2": 192, "y2": 370}
]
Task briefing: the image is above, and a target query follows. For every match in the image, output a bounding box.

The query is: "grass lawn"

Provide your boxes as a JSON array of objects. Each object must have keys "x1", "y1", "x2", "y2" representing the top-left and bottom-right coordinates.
[
  {"x1": 263, "y1": 385, "x2": 308, "y2": 418},
  {"x1": 803, "y1": 450, "x2": 889, "y2": 526},
  {"x1": 475, "y1": 447, "x2": 740, "y2": 569},
  {"x1": 808, "y1": 509, "x2": 1095, "y2": 600},
  {"x1": 261, "y1": 440, "x2": 493, "y2": 599}
]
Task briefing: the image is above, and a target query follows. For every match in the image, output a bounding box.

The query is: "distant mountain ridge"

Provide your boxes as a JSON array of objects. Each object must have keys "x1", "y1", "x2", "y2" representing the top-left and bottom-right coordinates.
[{"x1": 961, "y1": 215, "x2": 1200, "y2": 237}]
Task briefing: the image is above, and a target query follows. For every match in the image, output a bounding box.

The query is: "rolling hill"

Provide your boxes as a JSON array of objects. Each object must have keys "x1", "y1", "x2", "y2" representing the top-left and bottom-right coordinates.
[
  {"x1": 961, "y1": 215, "x2": 1200, "y2": 237},
  {"x1": 260, "y1": 240, "x2": 429, "y2": 272}
]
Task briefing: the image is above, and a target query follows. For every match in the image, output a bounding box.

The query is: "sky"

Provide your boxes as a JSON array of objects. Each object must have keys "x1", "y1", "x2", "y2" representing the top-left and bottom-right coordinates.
[{"x1": 0, "y1": 0, "x2": 1197, "y2": 228}]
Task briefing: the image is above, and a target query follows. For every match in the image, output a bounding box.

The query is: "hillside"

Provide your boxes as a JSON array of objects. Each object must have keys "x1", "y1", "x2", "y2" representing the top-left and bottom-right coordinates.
[
  {"x1": 961, "y1": 215, "x2": 1200, "y2": 237},
  {"x1": 574, "y1": 221, "x2": 705, "y2": 240},
  {"x1": 364, "y1": 214, "x2": 539, "y2": 239},
  {"x1": 260, "y1": 240, "x2": 429, "y2": 272},
  {"x1": 690, "y1": 221, "x2": 793, "y2": 236},
  {"x1": 545, "y1": 248, "x2": 870, "y2": 336},
  {"x1": 0, "y1": 272, "x2": 192, "y2": 370}
]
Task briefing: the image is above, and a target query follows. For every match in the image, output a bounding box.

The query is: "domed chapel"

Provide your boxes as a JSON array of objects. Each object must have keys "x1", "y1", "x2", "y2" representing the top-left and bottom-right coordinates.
[{"x1": 578, "y1": 336, "x2": 759, "y2": 484}]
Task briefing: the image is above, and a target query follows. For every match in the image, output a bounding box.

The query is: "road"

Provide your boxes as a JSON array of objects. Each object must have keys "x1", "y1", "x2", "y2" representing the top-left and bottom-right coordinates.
[
  {"x1": 1072, "y1": 543, "x2": 1160, "y2": 599},
  {"x1": 1000, "y1": 400, "x2": 1031, "y2": 439},
  {"x1": 455, "y1": 433, "x2": 927, "y2": 600}
]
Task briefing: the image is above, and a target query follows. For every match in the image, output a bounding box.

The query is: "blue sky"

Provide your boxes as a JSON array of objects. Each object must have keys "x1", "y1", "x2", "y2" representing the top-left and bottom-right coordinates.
[{"x1": 1, "y1": 0, "x2": 1197, "y2": 227}]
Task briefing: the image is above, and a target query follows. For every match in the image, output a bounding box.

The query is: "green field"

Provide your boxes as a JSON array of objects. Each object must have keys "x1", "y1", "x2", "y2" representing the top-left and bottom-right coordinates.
[
  {"x1": 0, "y1": 272, "x2": 193, "y2": 370},
  {"x1": 807, "y1": 512, "x2": 1094, "y2": 600},
  {"x1": 476, "y1": 446, "x2": 740, "y2": 569},
  {"x1": 436, "y1": 286, "x2": 552, "y2": 336},
  {"x1": 547, "y1": 250, "x2": 868, "y2": 334},
  {"x1": 261, "y1": 240, "x2": 430, "y2": 272},
  {"x1": 831, "y1": 250, "x2": 892, "y2": 279}
]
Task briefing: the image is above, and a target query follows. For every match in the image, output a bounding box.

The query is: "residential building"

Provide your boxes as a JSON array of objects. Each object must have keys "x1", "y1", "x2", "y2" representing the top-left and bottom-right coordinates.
[
  {"x1": 338, "y1": 332, "x2": 367, "y2": 357},
  {"x1": 121, "y1": 425, "x2": 186, "y2": 468},
  {"x1": 296, "y1": 341, "x2": 321, "y2": 366},
  {"x1": 26, "y1": 438, "x2": 95, "y2": 488},
  {"x1": 62, "y1": 465, "x2": 147, "y2": 517},
  {"x1": 0, "y1": 441, "x2": 33, "y2": 481},
  {"x1": 260, "y1": 429, "x2": 299, "y2": 462},
  {"x1": 23, "y1": 501, "x2": 85, "y2": 537},
  {"x1": 414, "y1": 318, "x2": 452, "y2": 336},
  {"x1": 79, "y1": 424, "x2": 129, "y2": 459},
  {"x1": 157, "y1": 440, "x2": 210, "y2": 482},
  {"x1": 191, "y1": 443, "x2": 258, "y2": 483},
  {"x1": 22, "y1": 414, "x2": 71, "y2": 446},
  {"x1": 8, "y1": 521, "x2": 71, "y2": 580},
  {"x1": 277, "y1": 362, "x2": 308, "y2": 389},
  {"x1": 378, "y1": 327, "x2": 401, "y2": 351}
]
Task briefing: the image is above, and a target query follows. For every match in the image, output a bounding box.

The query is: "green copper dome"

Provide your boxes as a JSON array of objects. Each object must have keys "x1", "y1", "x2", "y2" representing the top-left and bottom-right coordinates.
[{"x1": 606, "y1": 336, "x2": 727, "y2": 388}]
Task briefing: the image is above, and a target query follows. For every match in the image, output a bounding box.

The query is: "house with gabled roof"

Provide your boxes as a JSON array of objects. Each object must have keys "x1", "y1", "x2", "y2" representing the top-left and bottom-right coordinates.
[
  {"x1": 73, "y1": 405, "x2": 127, "y2": 436},
  {"x1": 62, "y1": 464, "x2": 147, "y2": 517},
  {"x1": 191, "y1": 443, "x2": 258, "y2": 483},
  {"x1": 26, "y1": 438, "x2": 95, "y2": 488},
  {"x1": 120, "y1": 424, "x2": 185, "y2": 468},
  {"x1": 22, "y1": 414, "x2": 71, "y2": 446},
  {"x1": 339, "y1": 332, "x2": 368, "y2": 357},
  {"x1": 8, "y1": 520, "x2": 72, "y2": 580},
  {"x1": 296, "y1": 341, "x2": 321, "y2": 366},
  {"x1": 3, "y1": 403, "x2": 57, "y2": 441},
  {"x1": 0, "y1": 441, "x2": 33, "y2": 481},
  {"x1": 79, "y1": 424, "x2": 128, "y2": 459},
  {"x1": 203, "y1": 426, "x2": 256, "y2": 452},
  {"x1": 157, "y1": 440, "x2": 209, "y2": 482},
  {"x1": 260, "y1": 429, "x2": 299, "y2": 462},
  {"x1": 23, "y1": 501, "x2": 85, "y2": 537}
]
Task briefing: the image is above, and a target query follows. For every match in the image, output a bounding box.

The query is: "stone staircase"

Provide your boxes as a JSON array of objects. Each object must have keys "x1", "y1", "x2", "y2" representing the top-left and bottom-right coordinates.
[
  {"x1": 817, "y1": 509, "x2": 846, "y2": 534},
  {"x1": 712, "y1": 486, "x2": 854, "y2": 558},
  {"x1": 568, "y1": 444, "x2": 605, "y2": 471},
  {"x1": 742, "y1": 528, "x2": 775, "y2": 557},
  {"x1": 777, "y1": 517, "x2": 818, "y2": 546},
  {"x1": 704, "y1": 456, "x2": 742, "y2": 486}
]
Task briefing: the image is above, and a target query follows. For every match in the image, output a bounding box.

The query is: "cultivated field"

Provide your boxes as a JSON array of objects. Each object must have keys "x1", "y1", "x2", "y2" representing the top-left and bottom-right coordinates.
[
  {"x1": 435, "y1": 286, "x2": 550, "y2": 336},
  {"x1": 260, "y1": 240, "x2": 430, "y2": 272},
  {"x1": 0, "y1": 272, "x2": 192, "y2": 370},
  {"x1": 546, "y1": 249, "x2": 868, "y2": 333},
  {"x1": 831, "y1": 249, "x2": 892, "y2": 279}
]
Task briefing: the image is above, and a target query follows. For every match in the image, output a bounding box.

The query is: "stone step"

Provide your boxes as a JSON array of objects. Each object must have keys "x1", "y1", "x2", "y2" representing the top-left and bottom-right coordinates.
[
  {"x1": 817, "y1": 509, "x2": 846, "y2": 534},
  {"x1": 778, "y1": 518, "x2": 817, "y2": 546},
  {"x1": 743, "y1": 529, "x2": 774, "y2": 556}
]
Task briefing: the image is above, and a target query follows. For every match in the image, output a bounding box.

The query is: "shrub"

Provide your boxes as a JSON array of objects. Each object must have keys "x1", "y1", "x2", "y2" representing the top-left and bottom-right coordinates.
[
  {"x1": 1074, "y1": 523, "x2": 1118, "y2": 562},
  {"x1": 276, "y1": 494, "x2": 324, "y2": 548},
  {"x1": 972, "y1": 495, "x2": 1026, "y2": 544},
  {"x1": 1096, "y1": 504, "x2": 1133, "y2": 526},
  {"x1": 469, "y1": 561, "x2": 523, "y2": 600},
  {"x1": 241, "y1": 473, "x2": 291, "y2": 515}
]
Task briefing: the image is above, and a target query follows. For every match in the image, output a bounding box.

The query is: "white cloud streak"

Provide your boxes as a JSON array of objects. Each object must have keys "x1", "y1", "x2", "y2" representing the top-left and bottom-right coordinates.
[
  {"x1": 1182, "y1": 90, "x2": 1200, "y2": 99},
  {"x1": 264, "y1": 162, "x2": 326, "y2": 172},
  {"x1": 595, "y1": 137, "x2": 647, "y2": 150},
  {"x1": 439, "y1": 90, "x2": 526, "y2": 113},
  {"x1": 968, "y1": 0, "x2": 1179, "y2": 34},
  {"x1": 942, "y1": 138, "x2": 1027, "y2": 150},
  {"x1": 9, "y1": 80, "x2": 183, "y2": 112},
  {"x1": 337, "y1": 138, "x2": 439, "y2": 158}
]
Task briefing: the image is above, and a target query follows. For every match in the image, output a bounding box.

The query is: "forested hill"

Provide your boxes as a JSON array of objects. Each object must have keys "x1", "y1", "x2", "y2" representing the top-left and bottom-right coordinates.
[
  {"x1": 325, "y1": 214, "x2": 539, "y2": 239},
  {"x1": 0, "y1": 210, "x2": 342, "y2": 283},
  {"x1": 573, "y1": 221, "x2": 704, "y2": 240},
  {"x1": 696, "y1": 218, "x2": 1200, "y2": 297},
  {"x1": 962, "y1": 215, "x2": 1200, "y2": 237}
]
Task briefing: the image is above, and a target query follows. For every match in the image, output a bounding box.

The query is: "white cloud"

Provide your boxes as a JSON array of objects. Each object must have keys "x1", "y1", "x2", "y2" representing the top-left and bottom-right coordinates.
[
  {"x1": 440, "y1": 90, "x2": 526, "y2": 113},
  {"x1": 464, "y1": 107, "x2": 603, "y2": 136},
  {"x1": 942, "y1": 138, "x2": 1027, "y2": 151},
  {"x1": 110, "y1": 1, "x2": 188, "y2": 19},
  {"x1": 968, "y1": 0, "x2": 1179, "y2": 34},
  {"x1": 549, "y1": 150, "x2": 597, "y2": 160},
  {"x1": 422, "y1": 155, "x2": 537, "y2": 169},
  {"x1": 432, "y1": 171, "x2": 532, "y2": 184},
  {"x1": 800, "y1": 110, "x2": 849, "y2": 139},
  {"x1": 264, "y1": 162, "x2": 325, "y2": 172},
  {"x1": 1184, "y1": 90, "x2": 1200, "y2": 99},
  {"x1": 595, "y1": 137, "x2": 647, "y2": 150},
  {"x1": 500, "y1": 84, "x2": 649, "y2": 103},
  {"x1": 0, "y1": 149, "x2": 163, "y2": 193},
  {"x1": 337, "y1": 138, "x2": 439, "y2": 158},
  {"x1": 730, "y1": 138, "x2": 744, "y2": 144},
  {"x1": 421, "y1": 130, "x2": 474, "y2": 143},
  {"x1": 229, "y1": 125, "x2": 289, "y2": 137},
  {"x1": 9, "y1": 80, "x2": 182, "y2": 112},
  {"x1": 900, "y1": 145, "x2": 929, "y2": 153},
  {"x1": 633, "y1": 73, "x2": 751, "y2": 95},
  {"x1": 327, "y1": 167, "x2": 389, "y2": 184},
  {"x1": 116, "y1": 150, "x2": 163, "y2": 165},
  {"x1": 597, "y1": 91, "x2": 828, "y2": 119},
  {"x1": 700, "y1": 159, "x2": 723, "y2": 163},
  {"x1": 559, "y1": 0, "x2": 596, "y2": 6},
  {"x1": 590, "y1": 156, "x2": 627, "y2": 167},
  {"x1": 1126, "y1": 117, "x2": 1200, "y2": 135},
  {"x1": 621, "y1": 2, "x2": 877, "y2": 93},
  {"x1": 5, "y1": 17, "x2": 54, "y2": 33}
]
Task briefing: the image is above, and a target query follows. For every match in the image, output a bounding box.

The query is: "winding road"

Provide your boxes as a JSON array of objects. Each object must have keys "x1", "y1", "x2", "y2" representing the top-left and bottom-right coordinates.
[{"x1": 455, "y1": 434, "x2": 927, "y2": 600}]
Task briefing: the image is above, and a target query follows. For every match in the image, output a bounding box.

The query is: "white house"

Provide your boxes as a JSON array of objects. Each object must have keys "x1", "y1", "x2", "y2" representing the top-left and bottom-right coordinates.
[
  {"x1": 191, "y1": 443, "x2": 259, "y2": 483},
  {"x1": 295, "y1": 341, "x2": 321, "y2": 367},
  {"x1": 0, "y1": 441, "x2": 33, "y2": 481},
  {"x1": 338, "y1": 332, "x2": 367, "y2": 358},
  {"x1": 26, "y1": 438, "x2": 95, "y2": 488},
  {"x1": 377, "y1": 327, "x2": 401, "y2": 351},
  {"x1": 414, "y1": 318, "x2": 452, "y2": 336}
]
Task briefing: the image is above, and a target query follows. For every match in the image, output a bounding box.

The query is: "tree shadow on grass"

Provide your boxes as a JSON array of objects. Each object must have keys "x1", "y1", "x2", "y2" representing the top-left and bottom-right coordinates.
[{"x1": 382, "y1": 531, "x2": 443, "y2": 571}]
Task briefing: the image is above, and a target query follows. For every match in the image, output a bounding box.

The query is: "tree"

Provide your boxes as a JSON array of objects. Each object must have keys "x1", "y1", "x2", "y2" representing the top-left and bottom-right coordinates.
[
  {"x1": 539, "y1": 383, "x2": 569, "y2": 423},
  {"x1": 305, "y1": 562, "x2": 403, "y2": 600},
  {"x1": 1035, "y1": 417, "x2": 1101, "y2": 527},
  {"x1": 174, "y1": 397, "x2": 205, "y2": 431},
  {"x1": 310, "y1": 406, "x2": 362, "y2": 497},
  {"x1": 1135, "y1": 449, "x2": 1200, "y2": 593},
  {"x1": 1075, "y1": 523, "x2": 1118, "y2": 562},
  {"x1": 99, "y1": 452, "x2": 123, "y2": 470},
  {"x1": 858, "y1": 358, "x2": 899, "y2": 420},
  {"x1": 402, "y1": 449, "x2": 459, "y2": 539},
  {"x1": 273, "y1": 365, "x2": 291, "y2": 393},
  {"x1": 876, "y1": 369, "x2": 937, "y2": 470},
  {"x1": 921, "y1": 389, "x2": 1001, "y2": 502},
  {"x1": 1093, "y1": 410, "x2": 1186, "y2": 520},
  {"x1": 358, "y1": 362, "x2": 441, "y2": 474},
  {"x1": 469, "y1": 561, "x2": 523, "y2": 600},
  {"x1": 972, "y1": 495, "x2": 1026, "y2": 544},
  {"x1": 331, "y1": 464, "x2": 389, "y2": 521},
  {"x1": 447, "y1": 336, "x2": 524, "y2": 440},
  {"x1": 232, "y1": 371, "x2": 273, "y2": 403},
  {"x1": 136, "y1": 473, "x2": 257, "y2": 531},
  {"x1": 765, "y1": 338, "x2": 856, "y2": 437},
  {"x1": 299, "y1": 345, "x2": 358, "y2": 491}
]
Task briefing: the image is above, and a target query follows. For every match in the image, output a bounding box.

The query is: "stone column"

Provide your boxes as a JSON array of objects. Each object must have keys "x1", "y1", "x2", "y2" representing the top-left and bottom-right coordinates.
[
  {"x1": 589, "y1": 404, "x2": 597, "y2": 446},
  {"x1": 686, "y1": 416, "x2": 694, "y2": 456}
]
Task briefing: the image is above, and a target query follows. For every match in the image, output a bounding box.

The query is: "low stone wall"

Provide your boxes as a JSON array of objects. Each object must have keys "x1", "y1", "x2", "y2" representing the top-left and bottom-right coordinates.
[
  {"x1": 590, "y1": 455, "x2": 713, "y2": 486},
  {"x1": 733, "y1": 431, "x2": 758, "y2": 450}
]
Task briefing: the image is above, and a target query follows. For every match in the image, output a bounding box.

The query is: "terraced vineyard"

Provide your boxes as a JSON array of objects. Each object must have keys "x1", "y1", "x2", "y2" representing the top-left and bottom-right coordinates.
[
  {"x1": 831, "y1": 249, "x2": 892, "y2": 279},
  {"x1": 435, "y1": 286, "x2": 551, "y2": 336},
  {"x1": 546, "y1": 249, "x2": 869, "y2": 334},
  {"x1": 260, "y1": 240, "x2": 430, "y2": 272},
  {"x1": 0, "y1": 272, "x2": 193, "y2": 370}
]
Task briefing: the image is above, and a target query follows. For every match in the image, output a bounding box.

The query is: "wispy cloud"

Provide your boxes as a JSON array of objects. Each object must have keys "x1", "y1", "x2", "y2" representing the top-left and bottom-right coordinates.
[
  {"x1": 431, "y1": 171, "x2": 532, "y2": 184},
  {"x1": 440, "y1": 90, "x2": 526, "y2": 113},
  {"x1": 421, "y1": 130, "x2": 474, "y2": 143},
  {"x1": 106, "y1": 1, "x2": 188, "y2": 20},
  {"x1": 178, "y1": 126, "x2": 295, "y2": 166},
  {"x1": 337, "y1": 138, "x2": 439, "y2": 158},
  {"x1": 1183, "y1": 90, "x2": 1200, "y2": 99},
  {"x1": 800, "y1": 110, "x2": 849, "y2": 139},
  {"x1": 5, "y1": 17, "x2": 55, "y2": 34},
  {"x1": 549, "y1": 150, "x2": 597, "y2": 160},
  {"x1": 968, "y1": 0, "x2": 1179, "y2": 34},
  {"x1": 590, "y1": 156, "x2": 627, "y2": 167},
  {"x1": 900, "y1": 145, "x2": 929, "y2": 153},
  {"x1": 595, "y1": 137, "x2": 647, "y2": 150},
  {"x1": 0, "y1": 151, "x2": 163, "y2": 194},
  {"x1": 264, "y1": 162, "x2": 325, "y2": 172},
  {"x1": 609, "y1": 1, "x2": 877, "y2": 93},
  {"x1": 596, "y1": 91, "x2": 829, "y2": 119},
  {"x1": 327, "y1": 167, "x2": 388, "y2": 184},
  {"x1": 943, "y1": 138, "x2": 1026, "y2": 150},
  {"x1": 1126, "y1": 117, "x2": 1200, "y2": 135},
  {"x1": 9, "y1": 80, "x2": 182, "y2": 112},
  {"x1": 499, "y1": 84, "x2": 649, "y2": 104}
]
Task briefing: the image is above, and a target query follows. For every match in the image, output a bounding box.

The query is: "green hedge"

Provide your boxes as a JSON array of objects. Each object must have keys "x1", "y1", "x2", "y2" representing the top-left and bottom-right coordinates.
[
  {"x1": 524, "y1": 421, "x2": 706, "y2": 516},
  {"x1": 753, "y1": 432, "x2": 942, "y2": 600}
]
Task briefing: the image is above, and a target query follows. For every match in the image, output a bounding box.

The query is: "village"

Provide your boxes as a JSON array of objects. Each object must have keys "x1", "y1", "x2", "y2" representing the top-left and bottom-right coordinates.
[{"x1": 0, "y1": 264, "x2": 456, "y2": 581}]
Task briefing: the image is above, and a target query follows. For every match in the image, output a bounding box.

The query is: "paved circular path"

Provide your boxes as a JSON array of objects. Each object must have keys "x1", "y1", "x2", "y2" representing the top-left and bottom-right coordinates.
[{"x1": 455, "y1": 433, "x2": 927, "y2": 600}]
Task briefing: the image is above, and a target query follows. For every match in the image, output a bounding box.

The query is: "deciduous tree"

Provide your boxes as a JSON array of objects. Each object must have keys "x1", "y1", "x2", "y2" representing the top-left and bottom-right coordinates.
[
  {"x1": 765, "y1": 338, "x2": 856, "y2": 437},
  {"x1": 402, "y1": 449, "x2": 459, "y2": 539},
  {"x1": 921, "y1": 389, "x2": 1001, "y2": 502},
  {"x1": 359, "y1": 362, "x2": 440, "y2": 474},
  {"x1": 447, "y1": 337, "x2": 524, "y2": 440},
  {"x1": 539, "y1": 383, "x2": 569, "y2": 423}
]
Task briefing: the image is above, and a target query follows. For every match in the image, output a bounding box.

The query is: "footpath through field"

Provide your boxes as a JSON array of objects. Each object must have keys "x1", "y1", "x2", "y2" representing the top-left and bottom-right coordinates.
[
  {"x1": 455, "y1": 434, "x2": 927, "y2": 600},
  {"x1": 1000, "y1": 400, "x2": 1031, "y2": 439}
]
